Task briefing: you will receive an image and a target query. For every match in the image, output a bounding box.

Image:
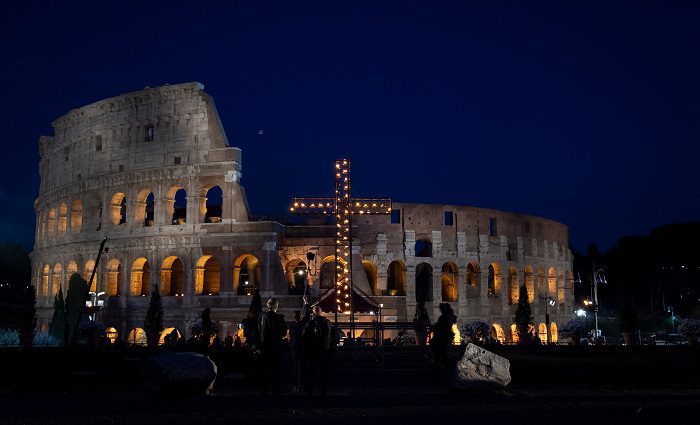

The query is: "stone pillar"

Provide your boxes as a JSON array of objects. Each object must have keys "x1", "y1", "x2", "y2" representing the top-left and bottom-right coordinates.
[
  {"x1": 184, "y1": 252, "x2": 194, "y2": 306},
  {"x1": 405, "y1": 265, "x2": 416, "y2": 319},
  {"x1": 155, "y1": 197, "x2": 169, "y2": 226},
  {"x1": 376, "y1": 269, "x2": 388, "y2": 294},
  {"x1": 432, "y1": 268, "x2": 442, "y2": 318},
  {"x1": 432, "y1": 231, "x2": 443, "y2": 257},
  {"x1": 220, "y1": 248, "x2": 233, "y2": 294},
  {"x1": 479, "y1": 263, "x2": 490, "y2": 317}
]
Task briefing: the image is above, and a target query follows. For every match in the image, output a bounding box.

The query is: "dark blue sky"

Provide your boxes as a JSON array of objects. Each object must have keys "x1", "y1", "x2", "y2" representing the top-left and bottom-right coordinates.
[{"x1": 1, "y1": 1, "x2": 698, "y2": 253}]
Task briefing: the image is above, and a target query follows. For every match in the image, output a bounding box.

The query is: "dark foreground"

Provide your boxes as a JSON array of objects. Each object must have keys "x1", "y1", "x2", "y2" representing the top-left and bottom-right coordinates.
[{"x1": 1, "y1": 345, "x2": 699, "y2": 425}]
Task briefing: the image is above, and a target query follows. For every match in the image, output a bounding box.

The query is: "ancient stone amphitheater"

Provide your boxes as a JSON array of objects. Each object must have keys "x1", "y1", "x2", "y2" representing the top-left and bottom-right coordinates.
[{"x1": 32, "y1": 82, "x2": 574, "y2": 344}]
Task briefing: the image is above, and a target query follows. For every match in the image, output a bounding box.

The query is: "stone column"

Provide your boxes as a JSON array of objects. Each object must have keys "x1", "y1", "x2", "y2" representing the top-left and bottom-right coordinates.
[
  {"x1": 405, "y1": 265, "x2": 416, "y2": 319},
  {"x1": 220, "y1": 248, "x2": 233, "y2": 294},
  {"x1": 479, "y1": 263, "x2": 490, "y2": 317},
  {"x1": 376, "y1": 269, "x2": 388, "y2": 294},
  {"x1": 432, "y1": 268, "x2": 442, "y2": 318},
  {"x1": 184, "y1": 251, "x2": 195, "y2": 306}
]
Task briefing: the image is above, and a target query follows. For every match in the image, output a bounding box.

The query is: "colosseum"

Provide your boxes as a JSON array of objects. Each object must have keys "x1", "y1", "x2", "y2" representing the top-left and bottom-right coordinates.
[{"x1": 32, "y1": 82, "x2": 574, "y2": 345}]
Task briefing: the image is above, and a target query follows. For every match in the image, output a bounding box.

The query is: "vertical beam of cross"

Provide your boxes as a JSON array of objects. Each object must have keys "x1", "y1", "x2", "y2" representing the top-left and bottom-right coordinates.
[
  {"x1": 335, "y1": 160, "x2": 352, "y2": 317},
  {"x1": 290, "y1": 159, "x2": 391, "y2": 323}
]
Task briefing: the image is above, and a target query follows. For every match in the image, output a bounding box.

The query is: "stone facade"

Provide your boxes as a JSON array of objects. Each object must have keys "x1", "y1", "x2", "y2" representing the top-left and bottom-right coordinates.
[{"x1": 31, "y1": 82, "x2": 574, "y2": 344}]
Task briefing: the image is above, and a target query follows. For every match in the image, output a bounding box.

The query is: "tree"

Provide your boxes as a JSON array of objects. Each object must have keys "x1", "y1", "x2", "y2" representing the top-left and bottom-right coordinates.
[
  {"x1": 514, "y1": 284, "x2": 533, "y2": 344},
  {"x1": 144, "y1": 284, "x2": 164, "y2": 348},
  {"x1": 19, "y1": 284, "x2": 36, "y2": 348},
  {"x1": 48, "y1": 288, "x2": 66, "y2": 345},
  {"x1": 65, "y1": 273, "x2": 89, "y2": 346}
]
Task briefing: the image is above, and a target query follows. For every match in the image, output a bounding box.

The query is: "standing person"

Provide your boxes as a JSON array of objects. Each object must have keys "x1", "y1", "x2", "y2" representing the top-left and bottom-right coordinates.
[
  {"x1": 430, "y1": 302, "x2": 456, "y2": 384},
  {"x1": 302, "y1": 305, "x2": 333, "y2": 397},
  {"x1": 258, "y1": 298, "x2": 286, "y2": 396},
  {"x1": 289, "y1": 310, "x2": 305, "y2": 392}
]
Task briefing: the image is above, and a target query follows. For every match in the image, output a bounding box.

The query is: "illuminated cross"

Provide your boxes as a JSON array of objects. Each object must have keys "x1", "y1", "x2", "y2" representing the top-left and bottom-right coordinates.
[{"x1": 290, "y1": 159, "x2": 391, "y2": 318}]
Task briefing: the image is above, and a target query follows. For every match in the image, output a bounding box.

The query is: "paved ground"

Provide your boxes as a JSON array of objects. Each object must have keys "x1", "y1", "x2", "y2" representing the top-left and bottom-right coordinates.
[
  {"x1": 2, "y1": 346, "x2": 699, "y2": 424},
  {"x1": 1, "y1": 385, "x2": 698, "y2": 425}
]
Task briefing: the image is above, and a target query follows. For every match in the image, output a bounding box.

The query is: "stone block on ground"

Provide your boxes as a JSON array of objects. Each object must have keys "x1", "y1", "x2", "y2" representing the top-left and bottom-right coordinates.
[
  {"x1": 143, "y1": 352, "x2": 217, "y2": 395},
  {"x1": 450, "y1": 343, "x2": 511, "y2": 389}
]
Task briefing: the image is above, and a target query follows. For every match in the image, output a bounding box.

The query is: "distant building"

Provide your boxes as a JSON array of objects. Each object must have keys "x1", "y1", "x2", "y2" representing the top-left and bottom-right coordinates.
[{"x1": 32, "y1": 82, "x2": 574, "y2": 344}]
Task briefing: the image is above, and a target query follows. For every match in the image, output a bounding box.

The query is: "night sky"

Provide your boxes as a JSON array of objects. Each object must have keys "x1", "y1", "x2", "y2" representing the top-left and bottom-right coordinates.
[{"x1": 1, "y1": 1, "x2": 698, "y2": 253}]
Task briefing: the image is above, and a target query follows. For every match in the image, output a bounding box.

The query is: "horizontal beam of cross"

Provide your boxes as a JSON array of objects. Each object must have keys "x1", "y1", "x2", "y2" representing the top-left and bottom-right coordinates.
[{"x1": 290, "y1": 197, "x2": 391, "y2": 215}]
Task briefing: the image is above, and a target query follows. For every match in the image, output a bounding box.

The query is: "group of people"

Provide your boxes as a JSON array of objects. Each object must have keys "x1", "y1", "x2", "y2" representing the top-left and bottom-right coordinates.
[
  {"x1": 243, "y1": 298, "x2": 459, "y2": 395},
  {"x1": 249, "y1": 297, "x2": 335, "y2": 397}
]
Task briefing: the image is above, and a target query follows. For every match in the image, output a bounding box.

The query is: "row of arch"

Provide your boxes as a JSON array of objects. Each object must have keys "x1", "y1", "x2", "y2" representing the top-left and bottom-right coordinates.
[
  {"x1": 282, "y1": 258, "x2": 570, "y2": 305},
  {"x1": 119, "y1": 323, "x2": 560, "y2": 346},
  {"x1": 37, "y1": 253, "x2": 261, "y2": 298},
  {"x1": 37, "y1": 185, "x2": 225, "y2": 242},
  {"x1": 491, "y1": 322, "x2": 559, "y2": 344}
]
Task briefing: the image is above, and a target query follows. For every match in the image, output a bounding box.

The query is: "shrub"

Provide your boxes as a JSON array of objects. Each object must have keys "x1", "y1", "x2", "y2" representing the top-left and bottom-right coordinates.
[
  {"x1": 394, "y1": 331, "x2": 416, "y2": 346},
  {"x1": 561, "y1": 319, "x2": 586, "y2": 340},
  {"x1": 678, "y1": 319, "x2": 700, "y2": 337},
  {"x1": 462, "y1": 320, "x2": 490, "y2": 343},
  {"x1": 33, "y1": 331, "x2": 61, "y2": 347},
  {"x1": 0, "y1": 328, "x2": 20, "y2": 347},
  {"x1": 514, "y1": 284, "x2": 533, "y2": 344}
]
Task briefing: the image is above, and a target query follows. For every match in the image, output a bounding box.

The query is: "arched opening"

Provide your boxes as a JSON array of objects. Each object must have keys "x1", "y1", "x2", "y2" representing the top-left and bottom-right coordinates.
[
  {"x1": 510, "y1": 323, "x2": 519, "y2": 344},
  {"x1": 466, "y1": 263, "x2": 479, "y2": 288},
  {"x1": 550, "y1": 322, "x2": 558, "y2": 343},
  {"x1": 490, "y1": 323, "x2": 505, "y2": 343},
  {"x1": 161, "y1": 256, "x2": 185, "y2": 296},
  {"x1": 135, "y1": 189, "x2": 155, "y2": 227},
  {"x1": 386, "y1": 261, "x2": 406, "y2": 296},
  {"x1": 83, "y1": 260, "x2": 97, "y2": 292},
  {"x1": 415, "y1": 262, "x2": 433, "y2": 302},
  {"x1": 204, "y1": 185, "x2": 223, "y2": 223},
  {"x1": 548, "y1": 267, "x2": 557, "y2": 298},
  {"x1": 173, "y1": 188, "x2": 187, "y2": 224},
  {"x1": 66, "y1": 261, "x2": 78, "y2": 286},
  {"x1": 110, "y1": 193, "x2": 127, "y2": 225},
  {"x1": 57, "y1": 203, "x2": 68, "y2": 238},
  {"x1": 131, "y1": 258, "x2": 151, "y2": 296},
  {"x1": 488, "y1": 263, "x2": 501, "y2": 296},
  {"x1": 195, "y1": 255, "x2": 221, "y2": 295},
  {"x1": 159, "y1": 327, "x2": 182, "y2": 345},
  {"x1": 538, "y1": 323, "x2": 548, "y2": 343},
  {"x1": 508, "y1": 267, "x2": 519, "y2": 305},
  {"x1": 362, "y1": 260, "x2": 378, "y2": 295},
  {"x1": 127, "y1": 328, "x2": 147, "y2": 346},
  {"x1": 70, "y1": 200, "x2": 82, "y2": 232},
  {"x1": 285, "y1": 259, "x2": 307, "y2": 295},
  {"x1": 105, "y1": 259, "x2": 121, "y2": 296},
  {"x1": 105, "y1": 327, "x2": 118, "y2": 344},
  {"x1": 441, "y1": 262, "x2": 458, "y2": 302},
  {"x1": 319, "y1": 257, "x2": 344, "y2": 290},
  {"x1": 234, "y1": 254, "x2": 259, "y2": 295},
  {"x1": 415, "y1": 239, "x2": 432, "y2": 257},
  {"x1": 52, "y1": 263, "x2": 63, "y2": 296},
  {"x1": 41, "y1": 264, "x2": 49, "y2": 297},
  {"x1": 47, "y1": 208, "x2": 56, "y2": 239},
  {"x1": 524, "y1": 266, "x2": 535, "y2": 304}
]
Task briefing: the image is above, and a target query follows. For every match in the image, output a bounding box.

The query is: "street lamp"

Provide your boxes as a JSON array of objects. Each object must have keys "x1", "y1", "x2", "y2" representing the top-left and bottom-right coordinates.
[
  {"x1": 667, "y1": 306, "x2": 675, "y2": 334},
  {"x1": 575, "y1": 267, "x2": 607, "y2": 339},
  {"x1": 540, "y1": 295, "x2": 556, "y2": 344},
  {"x1": 86, "y1": 291, "x2": 106, "y2": 322}
]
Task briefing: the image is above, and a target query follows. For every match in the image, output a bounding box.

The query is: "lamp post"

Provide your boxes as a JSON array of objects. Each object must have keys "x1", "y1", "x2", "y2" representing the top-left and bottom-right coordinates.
[
  {"x1": 540, "y1": 295, "x2": 556, "y2": 344},
  {"x1": 575, "y1": 268, "x2": 607, "y2": 338}
]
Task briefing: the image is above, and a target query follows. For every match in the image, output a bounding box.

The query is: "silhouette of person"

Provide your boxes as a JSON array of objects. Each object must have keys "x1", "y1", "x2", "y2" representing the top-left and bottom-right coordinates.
[
  {"x1": 430, "y1": 302, "x2": 456, "y2": 384},
  {"x1": 258, "y1": 298, "x2": 286, "y2": 396},
  {"x1": 302, "y1": 305, "x2": 333, "y2": 397}
]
